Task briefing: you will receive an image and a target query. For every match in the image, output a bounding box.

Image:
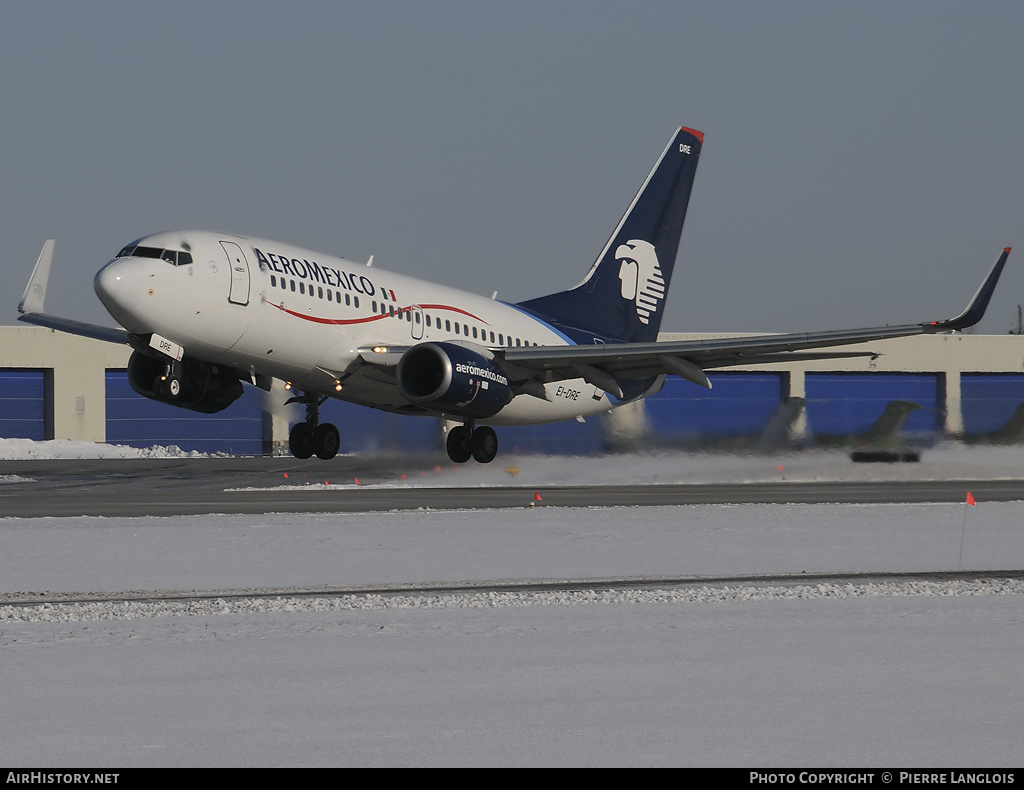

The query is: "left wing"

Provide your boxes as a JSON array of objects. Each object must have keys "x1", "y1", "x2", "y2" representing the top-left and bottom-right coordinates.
[
  {"x1": 18, "y1": 240, "x2": 129, "y2": 344},
  {"x1": 496, "y1": 247, "x2": 1011, "y2": 398}
]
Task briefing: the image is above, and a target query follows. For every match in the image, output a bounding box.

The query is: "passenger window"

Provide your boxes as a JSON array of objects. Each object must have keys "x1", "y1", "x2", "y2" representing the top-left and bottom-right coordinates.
[
  {"x1": 327, "y1": 290, "x2": 333, "y2": 302},
  {"x1": 445, "y1": 320, "x2": 451, "y2": 332},
  {"x1": 270, "y1": 275, "x2": 277, "y2": 287},
  {"x1": 318, "y1": 287, "x2": 323, "y2": 299},
  {"x1": 290, "y1": 280, "x2": 296, "y2": 292}
]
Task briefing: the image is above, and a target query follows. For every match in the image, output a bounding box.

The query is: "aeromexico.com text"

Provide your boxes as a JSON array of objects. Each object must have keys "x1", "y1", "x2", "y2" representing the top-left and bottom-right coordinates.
[{"x1": 455, "y1": 363, "x2": 508, "y2": 386}]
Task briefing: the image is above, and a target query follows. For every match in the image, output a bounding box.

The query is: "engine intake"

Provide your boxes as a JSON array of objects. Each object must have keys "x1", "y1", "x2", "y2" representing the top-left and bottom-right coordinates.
[
  {"x1": 397, "y1": 342, "x2": 513, "y2": 418},
  {"x1": 126, "y1": 350, "x2": 244, "y2": 414}
]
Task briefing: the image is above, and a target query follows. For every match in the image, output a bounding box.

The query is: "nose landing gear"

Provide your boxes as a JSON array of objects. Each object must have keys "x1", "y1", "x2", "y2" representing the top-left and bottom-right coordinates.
[{"x1": 286, "y1": 391, "x2": 341, "y2": 460}]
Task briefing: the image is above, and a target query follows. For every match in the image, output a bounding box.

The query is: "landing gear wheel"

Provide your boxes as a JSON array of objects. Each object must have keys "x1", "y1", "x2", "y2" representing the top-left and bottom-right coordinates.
[
  {"x1": 155, "y1": 376, "x2": 181, "y2": 399},
  {"x1": 446, "y1": 426, "x2": 472, "y2": 463},
  {"x1": 471, "y1": 426, "x2": 498, "y2": 464},
  {"x1": 289, "y1": 422, "x2": 315, "y2": 459},
  {"x1": 313, "y1": 423, "x2": 340, "y2": 461}
]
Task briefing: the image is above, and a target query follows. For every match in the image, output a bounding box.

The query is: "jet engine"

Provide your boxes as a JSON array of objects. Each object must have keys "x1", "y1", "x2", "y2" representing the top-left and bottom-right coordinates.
[
  {"x1": 397, "y1": 342, "x2": 513, "y2": 418},
  {"x1": 126, "y1": 350, "x2": 244, "y2": 414}
]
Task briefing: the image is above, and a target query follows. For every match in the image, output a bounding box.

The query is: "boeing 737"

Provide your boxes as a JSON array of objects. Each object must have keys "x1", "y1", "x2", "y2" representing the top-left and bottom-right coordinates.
[{"x1": 17, "y1": 126, "x2": 1011, "y2": 463}]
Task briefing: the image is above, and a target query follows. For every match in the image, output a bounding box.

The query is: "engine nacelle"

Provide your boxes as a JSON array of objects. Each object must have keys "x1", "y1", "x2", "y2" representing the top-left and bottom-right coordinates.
[
  {"x1": 126, "y1": 350, "x2": 244, "y2": 414},
  {"x1": 397, "y1": 342, "x2": 514, "y2": 418}
]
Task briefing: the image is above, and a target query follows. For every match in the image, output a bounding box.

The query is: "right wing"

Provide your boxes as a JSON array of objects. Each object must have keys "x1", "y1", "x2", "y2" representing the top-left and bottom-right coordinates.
[{"x1": 497, "y1": 247, "x2": 1012, "y2": 398}]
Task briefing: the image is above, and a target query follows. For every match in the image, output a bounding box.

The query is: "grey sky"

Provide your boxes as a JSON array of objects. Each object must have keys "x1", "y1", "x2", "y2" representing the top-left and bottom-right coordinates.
[{"x1": 3, "y1": 1, "x2": 1022, "y2": 335}]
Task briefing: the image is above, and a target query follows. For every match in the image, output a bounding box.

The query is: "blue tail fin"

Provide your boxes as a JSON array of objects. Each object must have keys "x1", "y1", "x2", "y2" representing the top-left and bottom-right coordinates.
[{"x1": 517, "y1": 126, "x2": 703, "y2": 343}]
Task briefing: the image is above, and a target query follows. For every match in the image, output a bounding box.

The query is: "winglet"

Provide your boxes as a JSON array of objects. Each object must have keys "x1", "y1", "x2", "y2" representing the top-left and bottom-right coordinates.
[
  {"x1": 19, "y1": 240, "x2": 55, "y2": 315},
  {"x1": 928, "y1": 247, "x2": 1011, "y2": 331}
]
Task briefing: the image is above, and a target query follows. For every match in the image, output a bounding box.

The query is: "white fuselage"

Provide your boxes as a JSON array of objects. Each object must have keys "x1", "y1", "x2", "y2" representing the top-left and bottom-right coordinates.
[{"x1": 95, "y1": 230, "x2": 614, "y2": 425}]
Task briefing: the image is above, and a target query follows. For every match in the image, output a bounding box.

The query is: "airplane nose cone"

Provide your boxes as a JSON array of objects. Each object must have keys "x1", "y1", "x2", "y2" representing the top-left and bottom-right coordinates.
[{"x1": 94, "y1": 259, "x2": 143, "y2": 327}]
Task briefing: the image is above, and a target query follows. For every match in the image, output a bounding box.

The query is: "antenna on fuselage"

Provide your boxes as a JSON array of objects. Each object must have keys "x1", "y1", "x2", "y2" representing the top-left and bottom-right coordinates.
[{"x1": 366, "y1": 255, "x2": 374, "y2": 267}]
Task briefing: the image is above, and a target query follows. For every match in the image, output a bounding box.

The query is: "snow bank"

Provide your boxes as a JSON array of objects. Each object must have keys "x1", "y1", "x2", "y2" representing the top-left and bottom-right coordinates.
[
  {"x1": 0, "y1": 437, "x2": 226, "y2": 460},
  {"x1": 4, "y1": 578, "x2": 1022, "y2": 624}
]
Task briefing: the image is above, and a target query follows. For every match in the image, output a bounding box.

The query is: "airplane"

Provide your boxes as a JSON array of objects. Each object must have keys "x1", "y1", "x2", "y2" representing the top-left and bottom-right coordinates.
[{"x1": 17, "y1": 126, "x2": 1012, "y2": 464}]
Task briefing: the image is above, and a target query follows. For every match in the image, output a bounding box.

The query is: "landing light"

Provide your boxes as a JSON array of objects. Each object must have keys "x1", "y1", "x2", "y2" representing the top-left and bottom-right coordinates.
[
  {"x1": 373, "y1": 346, "x2": 388, "y2": 353},
  {"x1": 334, "y1": 381, "x2": 343, "y2": 392},
  {"x1": 284, "y1": 382, "x2": 292, "y2": 391}
]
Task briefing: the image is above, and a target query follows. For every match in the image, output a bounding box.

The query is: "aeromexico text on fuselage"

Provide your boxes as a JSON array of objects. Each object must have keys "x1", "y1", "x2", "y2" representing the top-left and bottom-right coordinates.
[
  {"x1": 255, "y1": 247, "x2": 381, "y2": 297},
  {"x1": 255, "y1": 245, "x2": 634, "y2": 348}
]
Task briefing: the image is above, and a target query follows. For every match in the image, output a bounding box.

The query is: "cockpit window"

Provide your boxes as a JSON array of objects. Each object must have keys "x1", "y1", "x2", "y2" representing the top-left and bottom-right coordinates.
[{"x1": 115, "y1": 245, "x2": 192, "y2": 266}]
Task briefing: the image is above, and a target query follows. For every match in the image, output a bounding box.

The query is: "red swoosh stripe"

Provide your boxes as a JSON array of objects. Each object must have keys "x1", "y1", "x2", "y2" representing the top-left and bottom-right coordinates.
[{"x1": 271, "y1": 302, "x2": 489, "y2": 326}]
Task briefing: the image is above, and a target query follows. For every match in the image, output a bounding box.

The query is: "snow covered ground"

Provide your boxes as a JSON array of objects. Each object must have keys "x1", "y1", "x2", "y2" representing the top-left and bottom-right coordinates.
[{"x1": 2, "y1": 439, "x2": 1024, "y2": 766}]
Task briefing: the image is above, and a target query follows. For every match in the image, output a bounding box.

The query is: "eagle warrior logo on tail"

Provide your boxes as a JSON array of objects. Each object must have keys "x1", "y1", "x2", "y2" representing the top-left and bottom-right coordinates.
[{"x1": 616, "y1": 240, "x2": 664, "y2": 325}]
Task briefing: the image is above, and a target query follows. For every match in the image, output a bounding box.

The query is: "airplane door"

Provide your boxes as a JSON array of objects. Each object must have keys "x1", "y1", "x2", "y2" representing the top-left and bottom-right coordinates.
[
  {"x1": 410, "y1": 305, "x2": 424, "y2": 340},
  {"x1": 221, "y1": 241, "x2": 250, "y2": 306}
]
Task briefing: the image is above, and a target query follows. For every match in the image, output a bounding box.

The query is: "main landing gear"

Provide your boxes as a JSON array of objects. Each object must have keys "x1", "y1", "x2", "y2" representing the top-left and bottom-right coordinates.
[
  {"x1": 286, "y1": 390, "x2": 341, "y2": 460},
  {"x1": 446, "y1": 422, "x2": 498, "y2": 464}
]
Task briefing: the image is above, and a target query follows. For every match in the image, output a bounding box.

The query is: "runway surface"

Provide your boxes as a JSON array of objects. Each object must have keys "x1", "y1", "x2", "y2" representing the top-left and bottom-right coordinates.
[{"x1": 2, "y1": 455, "x2": 1023, "y2": 517}]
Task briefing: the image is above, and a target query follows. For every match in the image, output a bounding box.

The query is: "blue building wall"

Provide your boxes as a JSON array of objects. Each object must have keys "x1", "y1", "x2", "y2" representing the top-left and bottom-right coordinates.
[
  {"x1": 960, "y1": 374, "x2": 1024, "y2": 435},
  {"x1": 0, "y1": 370, "x2": 47, "y2": 440},
  {"x1": 48, "y1": 369, "x2": 1017, "y2": 454},
  {"x1": 643, "y1": 373, "x2": 784, "y2": 439},
  {"x1": 804, "y1": 373, "x2": 940, "y2": 436},
  {"x1": 105, "y1": 371, "x2": 264, "y2": 454}
]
